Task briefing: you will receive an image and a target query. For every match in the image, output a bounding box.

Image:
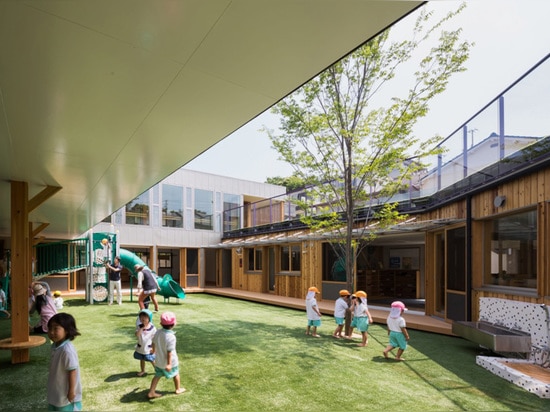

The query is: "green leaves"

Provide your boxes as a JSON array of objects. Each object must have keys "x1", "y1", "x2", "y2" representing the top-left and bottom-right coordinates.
[{"x1": 267, "y1": 4, "x2": 473, "y2": 288}]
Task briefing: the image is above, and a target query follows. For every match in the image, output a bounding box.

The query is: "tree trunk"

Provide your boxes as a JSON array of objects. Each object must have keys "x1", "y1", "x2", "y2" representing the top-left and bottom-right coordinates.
[{"x1": 344, "y1": 308, "x2": 353, "y2": 337}]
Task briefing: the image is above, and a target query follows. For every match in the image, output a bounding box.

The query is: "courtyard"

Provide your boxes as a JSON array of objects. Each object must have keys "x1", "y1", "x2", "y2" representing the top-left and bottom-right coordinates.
[{"x1": 0, "y1": 294, "x2": 546, "y2": 411}]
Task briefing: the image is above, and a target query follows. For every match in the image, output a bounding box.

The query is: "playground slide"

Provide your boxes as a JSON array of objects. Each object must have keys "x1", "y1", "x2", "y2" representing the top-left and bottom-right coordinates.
[{"x1": 118, "y1": 248, "x2": 185, "y2": 300}]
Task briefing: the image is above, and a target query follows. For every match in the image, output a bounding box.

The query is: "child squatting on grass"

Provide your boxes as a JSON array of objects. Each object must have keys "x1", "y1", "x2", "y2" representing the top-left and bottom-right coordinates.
[
  {"x1": 47, "y1": 313, "x2": 83, "y2": 411},
  {"x1": 134, "y1": 309, "x2": 157, "y2": 377},
  {"x1": 305, "y1": 286, "x2": 322, "y2": 337},
  {"x1": 383, "y1": 300, "x2": 410, "y2": 361},
  {"x1": 148, "y1": 311, "x2": 186, "y2": 398}
]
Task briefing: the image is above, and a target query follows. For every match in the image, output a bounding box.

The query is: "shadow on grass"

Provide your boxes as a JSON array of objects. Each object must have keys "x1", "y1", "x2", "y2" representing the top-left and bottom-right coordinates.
[
  {"x1": 370, "y1": 327, "x2": 545, "y2": 409},
  {"x1": 119, "y1": 387, "x2": 152, "y2": 404},
  {"x1": 109, "y1": 312, "x2": 141, "y2": 319},
  {"x1": 64, "y1": 299, "x2": 90, "y2": 307},
  {"x1": 119, "y1": 387, "x2": 186, "y2": 404},
  {"x1": 105, "y1": 371, "x2": 141, "y2": 382}
]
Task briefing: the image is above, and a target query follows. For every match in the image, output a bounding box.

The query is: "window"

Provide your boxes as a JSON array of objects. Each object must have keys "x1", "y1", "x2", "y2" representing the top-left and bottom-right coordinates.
[
  {"x1": 162, "y1": 184, "x2": 183, "y2": 228},
  {"x1": 246, "y1": 248, "x2": 262, "y2": 272},
  {"x1": 195, "y1": 189, "x2": 213, "y2": 230},
  {"x1": 484, "y1": 209, "x2": 537, "y2": 289},
  {"x1": 186, "y1": 248, "x2": 199, "y2": 274},
  {"x1": 280, "y1": 244, "x2": 301, "y2": 273},
  {"x1": 133, "y1": 250, "x2": 149, "y2": 267},
  {"x1": 126, "y1": 192, "x2": 150, "y2": 225},
  {"x1": 322, "y1": 243, "x2": 346, "y2": 281},
  {"x1": 158, "y1": 252, "x2": 172, "y2": 269},
  {"x1": 223, "y1": 193, "x2": 241, "y2": 231}
]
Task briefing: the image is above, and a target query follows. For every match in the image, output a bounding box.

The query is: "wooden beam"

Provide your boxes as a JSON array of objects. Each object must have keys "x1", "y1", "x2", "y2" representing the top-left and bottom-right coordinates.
[
  {"x1": 31, "y1": 222, "x2": 49, "y2": 239},
  {"x1": 10, "y1": 181, "x2": 31, "y2": 363},
  {"x1": 28, "y1": 185, "x2": 61, "y2": 213},
  {"x1": 32, "y1": 236, "x2": 46, "y2": 246}
]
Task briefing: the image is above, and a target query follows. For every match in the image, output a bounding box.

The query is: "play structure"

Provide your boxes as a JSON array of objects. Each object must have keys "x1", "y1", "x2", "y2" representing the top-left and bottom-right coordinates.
[
  {"x1": 1, "y1": 230, "x2": 185, "y2": 364},
  {"x1": 89, "y1": 232, "x2": 185, "y2": 304},
  {"x1": 118, "y1": 247, "x2": 186, "y2": 301},
  {"x1": 1, "y1": 231, "x2": 185, "y2": 309}
]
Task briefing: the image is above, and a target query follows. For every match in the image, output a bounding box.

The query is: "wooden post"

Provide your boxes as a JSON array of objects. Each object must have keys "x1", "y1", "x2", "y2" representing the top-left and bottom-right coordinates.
[
  {"x1": 10, "y1": 181, "x2": 31, "y2": 363},
  {"x1": 9, "y1": 182, "x2": 61, "y2": 363}
]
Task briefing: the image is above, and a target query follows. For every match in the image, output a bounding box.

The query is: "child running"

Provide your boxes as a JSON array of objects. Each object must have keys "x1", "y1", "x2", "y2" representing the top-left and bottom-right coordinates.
[
  {"x1": 47, "y1": 313, "x2": 82, "y2": 411},
  {"x1": 305, "y1": 286, "x2": 322, "y2": 337},
  {"x1": 148, "y1": 311, "x2": 186, "y2": 398},
  {"x1": 383, "y1": 300, "x2": 410, "y2": 361},
  {"x1": 134, "y1": 309, "x2": 157, "y2": 377}
]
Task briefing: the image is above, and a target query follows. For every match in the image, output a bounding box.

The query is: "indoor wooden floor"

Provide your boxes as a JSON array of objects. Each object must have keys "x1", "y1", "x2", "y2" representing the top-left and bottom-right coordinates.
[{"x1": 200, "y1": 287, "x2": 454, "y2": 336}]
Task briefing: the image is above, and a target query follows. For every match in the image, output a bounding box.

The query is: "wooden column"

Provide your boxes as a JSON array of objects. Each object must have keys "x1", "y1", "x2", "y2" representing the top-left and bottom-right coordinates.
[
  {"x1": 10, "y1": 181, "x2": 31, "y2": 363},
  {"x1": 9, "y1": 181, "x2": 61, "y2": 363}
]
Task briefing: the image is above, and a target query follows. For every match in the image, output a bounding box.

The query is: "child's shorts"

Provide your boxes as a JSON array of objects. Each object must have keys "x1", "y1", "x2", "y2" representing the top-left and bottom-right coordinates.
[
  {"x1": 48, "y1": 401, "x2": 82, "y2": 411},
  {"x1": 354, "y1": 317, "x2": 369, "y2": 332},
  {"x1": 133, "y1": 351, "x2": 155, "y2": 362},
  {"x1": 389, "y1": 331, "x2": 407, "y2": 350},
  {"x1": 307, "y1": 319, "x2": 321, "y2": 327},
  {"x1": 154, "y1": 365, "x2": 179, "y2": 379},
  {"x1": 334, "y1": 317, "x2": 345, "y2": 325}
]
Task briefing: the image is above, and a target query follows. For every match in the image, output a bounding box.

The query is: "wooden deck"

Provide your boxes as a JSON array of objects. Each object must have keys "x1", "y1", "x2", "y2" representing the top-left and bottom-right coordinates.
[{"x1": 201, "y1": 288, "x2": 454, "y2": 336}]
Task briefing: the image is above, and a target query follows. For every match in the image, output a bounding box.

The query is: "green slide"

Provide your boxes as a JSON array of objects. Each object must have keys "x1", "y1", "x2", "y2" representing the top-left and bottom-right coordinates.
[{"x1": 118, "y1": 248, "x2": 185, "y2": 300}]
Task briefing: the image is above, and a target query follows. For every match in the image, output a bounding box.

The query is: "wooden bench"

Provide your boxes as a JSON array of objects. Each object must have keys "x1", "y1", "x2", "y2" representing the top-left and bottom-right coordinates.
[{"x1": 0, "y1": 335, "x2": 46, "y2": 350}]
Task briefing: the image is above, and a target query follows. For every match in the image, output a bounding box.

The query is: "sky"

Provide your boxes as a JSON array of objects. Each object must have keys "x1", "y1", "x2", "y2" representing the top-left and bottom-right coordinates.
[{"x1": 185, "y1": 0, "x2": 550, "y2": 183}]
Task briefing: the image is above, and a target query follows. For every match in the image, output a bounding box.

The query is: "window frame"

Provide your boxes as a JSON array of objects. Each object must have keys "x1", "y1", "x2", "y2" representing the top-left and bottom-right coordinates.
[
  {"x1": 277, "y1": 243, "x2": 301, "y2": 275},
  {"x1": 481, "y1": 207, "x2": 537, "y2": 290},
  {"x1": 245, "y1": 247, "x2": 263, "y2": 273},
  {"x1": 161, "y1": 184, "x2": 183, "y2": 228}
]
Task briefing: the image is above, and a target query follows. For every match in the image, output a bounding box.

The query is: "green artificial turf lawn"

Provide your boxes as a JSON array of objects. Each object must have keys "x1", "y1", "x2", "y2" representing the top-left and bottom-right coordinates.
[{"x1": 0, "y1": 294, "x2": 547, "y2": 411}]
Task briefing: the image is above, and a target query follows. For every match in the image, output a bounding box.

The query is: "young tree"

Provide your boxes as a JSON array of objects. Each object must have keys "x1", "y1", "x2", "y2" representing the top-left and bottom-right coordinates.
[
  {"x1": 265, "y1": 5, "x2": 473, "y2": 293},
  {"x1": 266, "y1": 174, "x2": 309, "y2": 193}
]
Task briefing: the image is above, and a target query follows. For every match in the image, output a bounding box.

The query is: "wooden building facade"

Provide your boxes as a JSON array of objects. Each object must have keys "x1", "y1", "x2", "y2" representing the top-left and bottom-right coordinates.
[
  {"x1": 224, "y1": 159, "x2": 550, "y2": 324},
  {"x1": 223, "y1": 54, "x2": 550, "y2": 324}
]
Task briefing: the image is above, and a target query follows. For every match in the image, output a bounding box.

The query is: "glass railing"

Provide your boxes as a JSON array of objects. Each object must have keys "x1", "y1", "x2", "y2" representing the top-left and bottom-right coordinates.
[{"x1": 224, "y1": 54, "x2": 550, "y2": 234}]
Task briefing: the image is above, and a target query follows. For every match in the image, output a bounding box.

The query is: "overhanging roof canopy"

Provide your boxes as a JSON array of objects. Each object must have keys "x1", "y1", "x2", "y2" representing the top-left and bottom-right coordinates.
[{"x1": 0, "y1": 0, "x2": 423, "y2": 239}]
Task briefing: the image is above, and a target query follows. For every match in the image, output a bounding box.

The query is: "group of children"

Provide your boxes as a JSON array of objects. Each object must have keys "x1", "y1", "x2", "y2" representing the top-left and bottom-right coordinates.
[
  {"x1": 44, "y1": 285, "x2": 405, "y2": 409},
  {"x1": 44, "y1": 309, "x2": 184, "y2": 410},
  {"x1": 133, "y1": 309, "x2": 186, "y2": 398},
  {"x1": 306, "y1": 286, "x2": 410, "y2": 360}
]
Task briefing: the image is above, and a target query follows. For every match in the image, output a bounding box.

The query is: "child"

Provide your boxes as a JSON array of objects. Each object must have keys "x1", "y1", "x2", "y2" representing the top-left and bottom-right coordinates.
[
  {"x1": 332, "y1": 289, "x2": 350, "y2": 339},
  {"x1": 29, "y1": 283, "x2": 57, "y2": 333},
  {"x1": 349, "y1": 290, "x2": 373, "y2": 347},
  {"x1": 383, "y1": 300, "x2": 410, "y2": 361},
  {"x1": 53, "y1": 290, "x2": 64, "y2": 310},
  {"x1": 148, "y1": 311, "x2": 186, "y2": 398},
  {"x1": 305, "y1": 286, "x2": 322, "y2": 337},
  {"x1": 135, "y1": 264, "x2": 160, "y2": 312},
  {"x1": 134, "y1": 309, "x2": 157, "y2": 377},
  {"x1": 0, "y1": 280, "x2": 9, "y2": 318},
  {"x1": 47, "y1": 313, "x2": 82, "y2": 411}
]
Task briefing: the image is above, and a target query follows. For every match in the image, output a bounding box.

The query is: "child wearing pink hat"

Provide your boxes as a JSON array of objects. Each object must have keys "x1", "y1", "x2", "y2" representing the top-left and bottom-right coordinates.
[
  {"x1": 383, "y1": 301, "x2": 410, "y2": 361},
  {"x1": 147, "y1": 311, "x2": 186, "y2": 398}
]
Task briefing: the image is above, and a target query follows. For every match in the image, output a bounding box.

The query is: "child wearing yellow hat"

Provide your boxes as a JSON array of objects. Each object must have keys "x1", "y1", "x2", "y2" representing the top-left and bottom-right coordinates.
[
  {"x1": 53, "y1": 290, "x2": 64, "y2": 310},
  {"x1": 349, "y1": 291, "x2": 373, "y2": 347},
  {"x1": 305, "y1": 287, "x2": 322, "y2": 337},
  {"x1": 332, "y1": 289, "x2": 351, "y2": 339}
]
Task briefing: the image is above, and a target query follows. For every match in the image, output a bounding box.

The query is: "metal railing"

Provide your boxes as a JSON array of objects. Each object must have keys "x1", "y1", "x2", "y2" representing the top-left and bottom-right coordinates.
[
  {"x1": 34, "y1": 238, "x2": 88, "y2": 278},
  {"x1": 223, "y1": 54, "x2": 550, "y2": 236}
]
